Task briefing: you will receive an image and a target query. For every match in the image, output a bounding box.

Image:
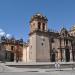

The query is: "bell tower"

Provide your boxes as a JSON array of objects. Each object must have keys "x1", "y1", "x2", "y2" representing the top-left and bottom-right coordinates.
[
  {"x1": 29, "y1": 13, "x2": 50, "y2": 62},
  {"x1": 30, "y1": 13, "x2": 48, "y2": 33}
]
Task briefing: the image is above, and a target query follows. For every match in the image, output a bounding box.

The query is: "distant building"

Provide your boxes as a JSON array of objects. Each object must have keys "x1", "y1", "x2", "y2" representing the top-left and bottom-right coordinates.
[
  {"x1": 0, "y1": 36, "x2": 23, "y2": 62},
  {"x1": 23, "y1": 13, "x2": 75, "y2": 62}
]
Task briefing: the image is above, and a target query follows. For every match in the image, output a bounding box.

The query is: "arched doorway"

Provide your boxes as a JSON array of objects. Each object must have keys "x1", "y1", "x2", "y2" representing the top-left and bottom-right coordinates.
[
  {"x1": 51, "y1": 52, "x2": 55, "y2": 62},
  {"x1": 51, "y1": 48, "x2": 56, "y2": 62},
  {"x1": 10, "y1": 52, "x2": 14, "y2": 61},
  {"x1": 5, "y1": 51, "x2": 14, "y2": 62},
  {"x1": 65, "y1": 49, "x2": 70, "y2": 62}
]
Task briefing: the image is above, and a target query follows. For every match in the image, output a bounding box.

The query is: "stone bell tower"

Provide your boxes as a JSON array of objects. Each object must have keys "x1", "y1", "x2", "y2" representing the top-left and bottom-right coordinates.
[
  {"x1": 30, "y1": 13, "x2": 48, "y2": 32},
  {"x1": 29, "y1": 13, "x2": 50, "y2": 62}
]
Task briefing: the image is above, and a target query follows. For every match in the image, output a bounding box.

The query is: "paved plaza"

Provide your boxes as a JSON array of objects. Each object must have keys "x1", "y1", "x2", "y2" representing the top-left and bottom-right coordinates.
[
  {"x1": 0, "y1": 66, "x2": 75, "y2": 75},
  {"x1": 0, "y1": 70, "x2": 75, "y2": 75},
  {"x1": 0, "y1": 62, "x2": 75, "y2": 75}
]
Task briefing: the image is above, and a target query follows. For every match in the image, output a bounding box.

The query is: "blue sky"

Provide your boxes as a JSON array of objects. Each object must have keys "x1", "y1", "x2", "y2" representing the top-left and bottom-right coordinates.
[{"x1": 0, "y1": 0, "x2": 75, "y2": 41}]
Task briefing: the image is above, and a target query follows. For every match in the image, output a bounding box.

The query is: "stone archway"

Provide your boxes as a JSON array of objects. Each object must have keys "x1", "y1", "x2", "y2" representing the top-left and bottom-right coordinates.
[
  {"x1": 51, "y1": 52, "x2": 55, "y2": 62},
  {"x1": 10, "y1": 52, "x2": 14, "y2": 61},
  {"x1": 65, "y1": 49, "x2": 70, "y2": 62},
  {"x1": 5, "y1": 51, "x2": 14, "y2": 62}
]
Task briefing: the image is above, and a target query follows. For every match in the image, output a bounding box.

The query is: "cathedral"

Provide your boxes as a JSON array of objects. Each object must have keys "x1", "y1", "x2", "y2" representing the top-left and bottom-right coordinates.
[
  {"x1": 0, "y1": 13, "x2": 75, "y2": 63},
  {"x1": 23, "y1": 13, "x2": 75, "y2": 63}
]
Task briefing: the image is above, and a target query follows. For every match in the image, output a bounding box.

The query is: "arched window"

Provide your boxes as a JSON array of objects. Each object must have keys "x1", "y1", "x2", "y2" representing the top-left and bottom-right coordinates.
[
  {"x1": 11, "y1": 46, "x2": 14, "y2": 50},
  {"x1": 43, "y1": 23, "x2": 45, "y2": 31},
  {"x1": 38, "y1": 22, "x2": 41, "y2": 29},
  {"x1": 66, "y1": 39, "x2": 68, "y2": 45}
]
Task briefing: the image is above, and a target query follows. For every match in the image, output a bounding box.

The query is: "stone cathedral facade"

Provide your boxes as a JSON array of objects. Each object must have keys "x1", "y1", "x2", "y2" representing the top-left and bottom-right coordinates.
[
  {"x1": 23, "y1": 13, "x2": 75, "y2": 63},
  {"x1": 0, "y1": 13, "x2": 75, "y2": 63}
]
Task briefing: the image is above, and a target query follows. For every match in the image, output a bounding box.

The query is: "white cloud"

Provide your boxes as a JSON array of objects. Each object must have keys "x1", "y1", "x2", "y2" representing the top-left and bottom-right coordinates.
[
  {"x1": 0, "y1": 28, "x2": 3, "y2": 32},
  {"x1": 0, "y1": 31, "x2": 6, "y2": 36},
  {"x1": 0, "y1": 28, "x2": 6, "y2": 36},
  {"x1": 6, "y1": 34, "x2": 11, "y2": 38},
  {"x1": 0, "y1": 28, "x2": 11, "y2": 38}
]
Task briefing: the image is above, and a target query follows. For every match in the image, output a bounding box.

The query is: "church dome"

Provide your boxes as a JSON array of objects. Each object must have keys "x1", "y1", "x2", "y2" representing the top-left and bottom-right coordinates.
[
  {"x1": 30, "y1": 13, "x2": 48, "y2": 22},
  {"x1": 61, "y1": 28, "x2": 67, "y2": 32},
  {"x1": 60, "y1": 27, "x2": 68, "y2": 36}
]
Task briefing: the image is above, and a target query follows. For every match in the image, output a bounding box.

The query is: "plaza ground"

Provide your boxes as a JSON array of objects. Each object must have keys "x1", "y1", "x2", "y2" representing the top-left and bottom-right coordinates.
[
  {"x1": 0, "y1": 62, "x2": 75, "y2": 75},
  {"x1": 0, "y1": 70, "x2": 75, "y2": 75}
]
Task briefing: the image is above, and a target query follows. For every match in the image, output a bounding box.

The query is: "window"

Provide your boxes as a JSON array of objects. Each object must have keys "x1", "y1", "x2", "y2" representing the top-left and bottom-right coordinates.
[
  {"x1": 51, "y1": 38, "x2": 54, "y2": 43},
  {"x1": 11, "y1": 46, "x2": 14, "y2": 50},
  {"x1": 38, "y1": 22, "x2": 41, "y2": 29},
  {"x1": 41, "y1": 43, "x2": 44, "y2": 46},
  {"x1": 62, "y1": 33, "x2": 64, "y2": 36},
  {"x1": 66, "y1": 39, "x2": 68, "y2": 45},
  {"x1": 43, "y1": 23, "x2": 45, "y2": 30}
]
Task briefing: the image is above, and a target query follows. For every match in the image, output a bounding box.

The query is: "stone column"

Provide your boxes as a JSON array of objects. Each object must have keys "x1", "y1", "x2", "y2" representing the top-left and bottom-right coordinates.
[
  {"x1": 70, "y1": 50, "x2": 73, "y2": 62},
  {"x1": 55, "y1": 51, "x2": 58, "y2": 62},
  {"x1": 61, "y1": 49, "x2": 65, "y2": 62},
  {"x1": 14, "y1": 53, "x2": 16, "y2": 62},
  {"x1": 63, "y1": 49, "x2": 66, "y2": 62},
  {"x1": 45, "y1": 24, "x2": 47, "y2": 31}
]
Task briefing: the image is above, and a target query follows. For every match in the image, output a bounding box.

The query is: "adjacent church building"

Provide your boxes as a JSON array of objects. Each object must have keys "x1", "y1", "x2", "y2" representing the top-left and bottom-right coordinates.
[{"x1": 23, "y1": 13, "x2": 75, "y2": 63}]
